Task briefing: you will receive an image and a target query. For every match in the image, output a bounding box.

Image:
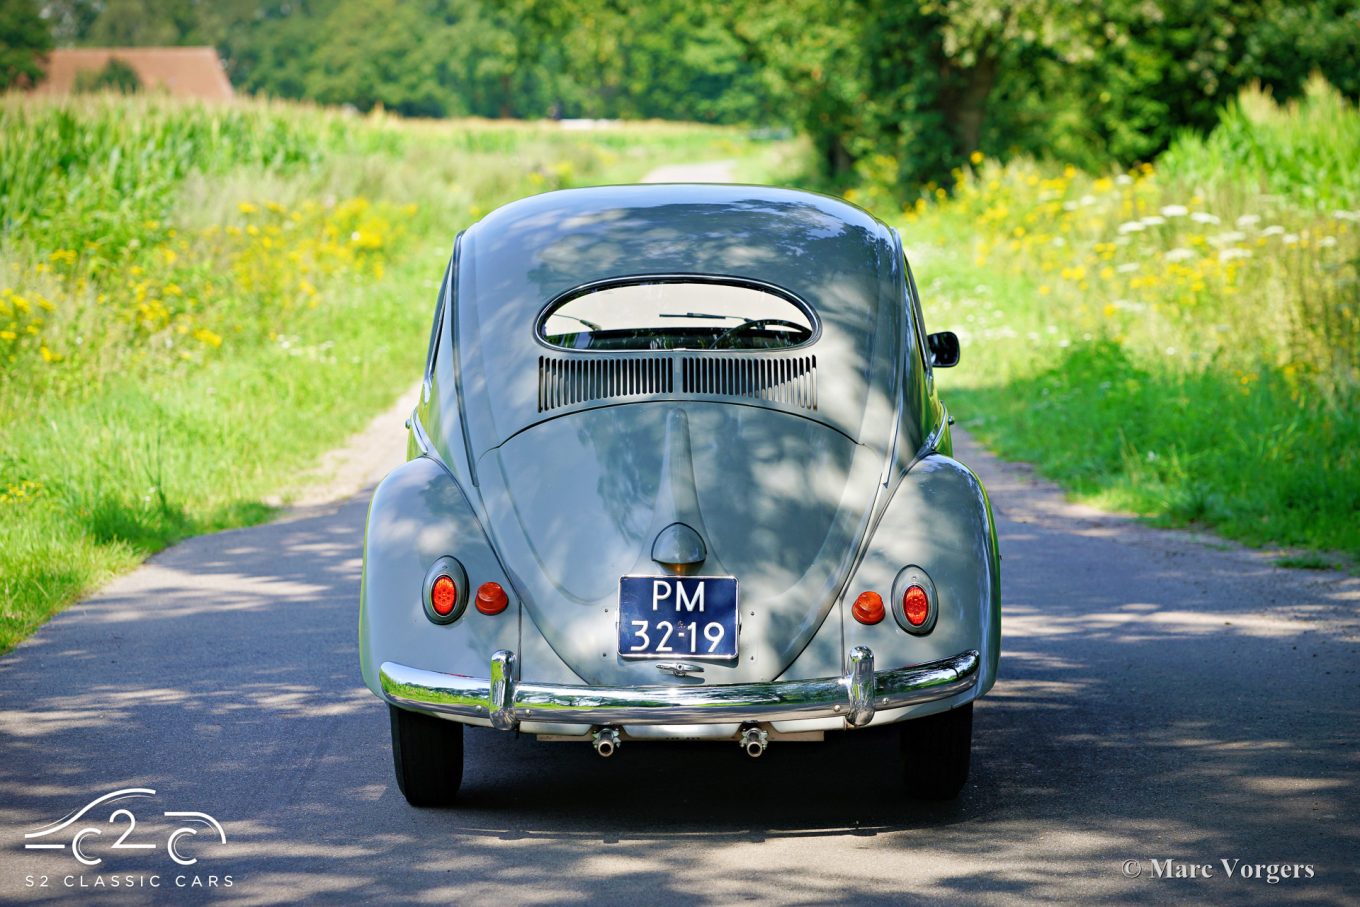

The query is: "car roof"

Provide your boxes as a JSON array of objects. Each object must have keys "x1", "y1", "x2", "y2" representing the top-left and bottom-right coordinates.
[{"x1": 452, "y1": 184, "x2": 906, "y2": 458}]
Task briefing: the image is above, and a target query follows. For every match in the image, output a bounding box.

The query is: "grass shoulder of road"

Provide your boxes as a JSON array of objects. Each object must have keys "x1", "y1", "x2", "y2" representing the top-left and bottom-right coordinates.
[
  {"x1": 892, "y1": 79, "x2": 1359, "y2": 567},
  {"x1": 0, "y1": 96, "x2": 792, "y2": 653}
]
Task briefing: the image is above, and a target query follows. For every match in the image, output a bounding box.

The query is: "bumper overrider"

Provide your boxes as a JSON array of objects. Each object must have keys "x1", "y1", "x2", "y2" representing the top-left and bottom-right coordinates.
[{"x1": 379, "y1": 647, "x2": 979, "y2": 731}]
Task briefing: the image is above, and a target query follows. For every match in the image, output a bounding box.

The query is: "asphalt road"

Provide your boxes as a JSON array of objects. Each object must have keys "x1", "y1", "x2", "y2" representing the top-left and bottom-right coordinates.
[
  {"x1": 2, "y1": 164, "x2": 1357, "y2": 904},
  {"x1": 2, "y1": 425, "x2": 1357, "y2": 905}
]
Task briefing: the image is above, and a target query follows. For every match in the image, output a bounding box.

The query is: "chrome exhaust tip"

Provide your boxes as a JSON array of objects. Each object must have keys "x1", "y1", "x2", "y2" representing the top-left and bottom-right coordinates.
[
  {"x1": 592, "y1": 726, "x2": 621, "y2": 758},
  {"x1": 739, "y1": 725, "x2": 768, "y2": 759}
]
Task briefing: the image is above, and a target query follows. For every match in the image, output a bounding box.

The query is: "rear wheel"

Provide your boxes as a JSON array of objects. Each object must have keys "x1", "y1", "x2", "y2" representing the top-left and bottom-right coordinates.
[
  {"x1": 899, "y1": 702, "x2": 972, "y2": 800},
  {"x1": 389, "y1": 705, "x2": 464, "y2": 807}
]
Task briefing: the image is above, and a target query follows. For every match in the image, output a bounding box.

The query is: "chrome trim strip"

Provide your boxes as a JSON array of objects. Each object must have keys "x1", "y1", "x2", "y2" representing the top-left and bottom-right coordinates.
[
  {"x1": 379, "y1": 648, "x2": 978, "y2": 730},
  {"x1": 409, "y1": 410, "x2": 433, "y2": 456}
]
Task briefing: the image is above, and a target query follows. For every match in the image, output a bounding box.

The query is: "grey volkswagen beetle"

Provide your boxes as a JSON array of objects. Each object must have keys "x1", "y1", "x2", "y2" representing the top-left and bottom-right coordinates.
[{"x1": 359, "y1": 184, "x2": 1000, "y2": 806}]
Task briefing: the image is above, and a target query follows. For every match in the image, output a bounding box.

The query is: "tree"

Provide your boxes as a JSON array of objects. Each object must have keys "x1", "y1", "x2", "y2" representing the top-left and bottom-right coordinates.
[
  {"x1": 74, "y1": 56, "x2": 142, "y2": 92},
  {"x1": 84, "y1": 0, "x2": 196, "y2": 46},
  {"x1": 0, "y1": 0, "x2": 52, "y2": 90}
]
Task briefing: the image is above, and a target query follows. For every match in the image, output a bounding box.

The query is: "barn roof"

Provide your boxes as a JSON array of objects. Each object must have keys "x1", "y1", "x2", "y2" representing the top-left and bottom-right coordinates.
[{"x1": 36, "y1": 47, "x2": 233, "y2": 101}]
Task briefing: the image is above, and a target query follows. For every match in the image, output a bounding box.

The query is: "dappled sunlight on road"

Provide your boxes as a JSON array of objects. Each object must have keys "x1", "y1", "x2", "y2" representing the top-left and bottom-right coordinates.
[{"x1": 0, "y1": 429, "x2": 1355, "y2": 904}]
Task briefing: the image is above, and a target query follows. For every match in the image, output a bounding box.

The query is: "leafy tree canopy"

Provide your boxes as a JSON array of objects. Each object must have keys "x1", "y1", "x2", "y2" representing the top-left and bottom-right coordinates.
[
  {"x1": 0, "y1": 0, "x2": 53, "y2": 90},
  {"x1": 44, "y1": 0, "x2": 1360, "y2": 189}
]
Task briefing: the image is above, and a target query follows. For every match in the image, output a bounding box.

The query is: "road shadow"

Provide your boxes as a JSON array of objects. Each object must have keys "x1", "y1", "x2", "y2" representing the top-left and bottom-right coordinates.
[{"x1": 1, "y1": 470, "x2": 1357, "y2": 904}]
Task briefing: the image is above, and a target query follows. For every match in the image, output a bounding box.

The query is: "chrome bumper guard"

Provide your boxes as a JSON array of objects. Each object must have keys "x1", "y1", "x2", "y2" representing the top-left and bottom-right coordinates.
[{"x1": 379, "y1": 647, "x2": 979, "y2": 730}]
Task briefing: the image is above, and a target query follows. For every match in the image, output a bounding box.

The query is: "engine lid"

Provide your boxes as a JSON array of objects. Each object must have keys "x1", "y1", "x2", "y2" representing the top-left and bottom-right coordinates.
[{"x1": 476, "y1": 402, "x2": 884, "y2": 685}]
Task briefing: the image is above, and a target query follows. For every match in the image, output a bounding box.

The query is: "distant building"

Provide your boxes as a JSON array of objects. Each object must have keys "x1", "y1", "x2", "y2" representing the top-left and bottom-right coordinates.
[{"x1": 36, "y1": 47, "x2": 233, "y2": 101}]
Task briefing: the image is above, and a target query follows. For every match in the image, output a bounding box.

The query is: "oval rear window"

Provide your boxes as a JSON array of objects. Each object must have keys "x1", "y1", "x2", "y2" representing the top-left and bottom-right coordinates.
[{"x1": 538, "y1": 280, "x2": 817, "y2": 352}]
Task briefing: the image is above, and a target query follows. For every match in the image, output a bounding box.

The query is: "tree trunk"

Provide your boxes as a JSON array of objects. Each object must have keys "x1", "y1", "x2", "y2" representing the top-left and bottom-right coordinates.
[{"x1": 940, "y1": 52, "x2": 999, "y2": 155}]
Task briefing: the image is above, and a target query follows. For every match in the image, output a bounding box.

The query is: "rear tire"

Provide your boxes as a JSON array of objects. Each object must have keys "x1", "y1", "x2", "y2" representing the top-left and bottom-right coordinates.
[
  {"x1": 390, "y1": 705, "x2": 464, "y2": 807},
  {"x1": 899, "y1": 702, "x2": 972, "y2": 800}
]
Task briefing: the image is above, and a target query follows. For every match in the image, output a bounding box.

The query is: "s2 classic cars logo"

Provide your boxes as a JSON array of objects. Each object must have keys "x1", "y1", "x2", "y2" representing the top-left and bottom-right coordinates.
[{"x1": 24, "y1": 788, "x2": 227, "y2": 867}]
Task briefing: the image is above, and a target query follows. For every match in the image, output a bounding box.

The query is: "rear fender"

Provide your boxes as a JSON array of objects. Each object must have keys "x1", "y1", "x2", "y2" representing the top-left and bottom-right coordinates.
[
  {"x1": 842, "y1": 454, "x2": 1001, "y2": 703},
  {"x1": 358, "y1": 457, "x2": 518, "y2": 700}
]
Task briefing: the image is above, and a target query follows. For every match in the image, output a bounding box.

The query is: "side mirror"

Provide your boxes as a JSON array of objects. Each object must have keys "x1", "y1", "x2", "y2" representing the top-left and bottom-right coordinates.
[{"x1": 927, "y1": 331, "x2": 960, "y2": 368}]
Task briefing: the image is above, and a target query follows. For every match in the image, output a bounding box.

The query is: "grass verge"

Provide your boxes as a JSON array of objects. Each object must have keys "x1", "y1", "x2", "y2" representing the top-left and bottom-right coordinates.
[{"x1": 893, "y1": 78, "x2": 1359, "y2": 562}]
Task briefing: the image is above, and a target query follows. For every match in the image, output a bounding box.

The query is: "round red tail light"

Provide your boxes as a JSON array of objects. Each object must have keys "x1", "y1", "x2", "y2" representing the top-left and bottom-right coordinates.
[
  {"x1": 423, "y1": 556, "x2": 467, "y2": 624},
  {"x1": 430, "y1": 575, "x2": 458, "y2": 616},
  {"x1": 476, "y1": 581, "x2": 509, "y2": 615},
  {"x1": 903, "y1": 585, "x2": 930, "y2": 627},
  {"x1": 851, "y1": 591, "x2": 885, "y2": 624}
]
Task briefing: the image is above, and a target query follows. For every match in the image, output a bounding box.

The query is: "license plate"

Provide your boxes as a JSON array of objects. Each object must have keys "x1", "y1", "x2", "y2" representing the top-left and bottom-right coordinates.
[{"x1": 617, "y1": 575, "x2": 738, "y2": 659}]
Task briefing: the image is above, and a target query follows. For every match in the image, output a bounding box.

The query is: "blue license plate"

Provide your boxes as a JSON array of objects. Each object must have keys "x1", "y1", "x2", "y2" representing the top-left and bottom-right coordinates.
[{"x1": 617, "y1": 575, "x2": 739, "y2": 659}]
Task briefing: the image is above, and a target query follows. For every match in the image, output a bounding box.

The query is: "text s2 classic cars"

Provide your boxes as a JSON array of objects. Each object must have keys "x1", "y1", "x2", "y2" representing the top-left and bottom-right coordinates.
[{"x1": 360, "y1": 184, "x2": 1000, "y2": 806}]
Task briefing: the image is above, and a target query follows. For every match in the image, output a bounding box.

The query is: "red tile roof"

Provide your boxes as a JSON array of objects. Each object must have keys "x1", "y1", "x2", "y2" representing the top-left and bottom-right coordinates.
[{"x1": 37, "y1": 47, "x2": 233, "y2": 101}]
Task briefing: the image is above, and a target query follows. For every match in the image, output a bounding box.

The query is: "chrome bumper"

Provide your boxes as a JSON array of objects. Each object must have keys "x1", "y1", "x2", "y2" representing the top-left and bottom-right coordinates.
[{"x1": 379, "y1": 647, "x2": 979, "y2": 730}]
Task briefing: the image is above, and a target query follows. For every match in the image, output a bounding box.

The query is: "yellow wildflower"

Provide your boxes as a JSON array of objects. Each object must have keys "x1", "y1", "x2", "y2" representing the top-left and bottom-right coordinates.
[{"x1": 193, "y1": 328, "x2": 223, "y2": 348}]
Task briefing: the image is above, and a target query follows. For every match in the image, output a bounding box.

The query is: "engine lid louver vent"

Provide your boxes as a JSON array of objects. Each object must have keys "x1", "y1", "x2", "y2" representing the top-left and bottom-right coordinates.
[
  {"x1": 538, "y1": 356, "x2": 672, "y2": 411},
  {"x1": 537, "y1": 354, "x2": 817, "y2": 412},
  {"x1": 682, "y1": 355, "x2": 817, "y2": 410}
]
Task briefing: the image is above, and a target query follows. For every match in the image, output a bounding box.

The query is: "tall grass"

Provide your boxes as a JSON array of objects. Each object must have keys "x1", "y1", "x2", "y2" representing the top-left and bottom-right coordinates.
[
  {"x1": 897, "y1": 78, "x2": 1360, "y2": 559},
  {"x1": 1159, "y1": 75, "x2": 1360, "y2": 212},
  {"x1": 0, "y1": 95, "x2": 771, "y2": 652}
]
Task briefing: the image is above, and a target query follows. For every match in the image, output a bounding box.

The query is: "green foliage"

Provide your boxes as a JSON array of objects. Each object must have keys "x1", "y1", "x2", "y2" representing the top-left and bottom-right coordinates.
[
  {"x1": 50, "y1": 0, "x2": 1360, "y2": 189},
  {"x1": 903, "y1": 81, "x2": 1360, "y2": 558},
  {"x1": 0, "y1": 0, "x2": 52, "y2": 90},
  {"x1": 1159, "y1": 75, "x2": 1360, "y2": 211},
  {"x1": 953, "y1": 341, "x2": 1360, "y2": 557},
  {"x1": 72, "y1": 56, "x2": 141, "y2": 93},
  {"x1": 209, "y1": 0, "x2": 777, "y2": 123},
  {"x1": 1239, "y1": 0, "x2": 1360, "y2": 102},
  {"x1": 0, "y1": 95, "x2": 393, "y2": 253}
]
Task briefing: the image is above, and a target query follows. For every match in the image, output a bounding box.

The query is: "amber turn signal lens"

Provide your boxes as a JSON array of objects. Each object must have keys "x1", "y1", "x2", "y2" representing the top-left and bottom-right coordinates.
[
  {"x1": 903, "y1": 584, "x2": 930, "y2": 627},
  {"x1": 475, "y1": 581, "x2": 509, "y2": 615},
  {"x1": 430, "y1": 575, "x2": 458, "y2": 616},
  {"x1": 851, "y1": 591, "x2": 885, "y2": 624}
]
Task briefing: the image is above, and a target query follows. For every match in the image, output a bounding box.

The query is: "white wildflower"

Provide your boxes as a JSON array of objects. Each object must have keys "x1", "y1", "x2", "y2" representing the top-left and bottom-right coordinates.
[
  {"x1": 1160, "y1": 205, "x2": 1189, "y2": 217},
  {"x1": 1212, "y1": 231, "x2": 1247, "y2": 246},
  {"x1": 1080, "y1": 194, "x2": 1097, "y2": 207},
  {"x1": 1115, "y1": 174, "x2": 1134, "y2": 186},
  {"x1": 1117, "y1": 221, "x2": 1146, "y2": 234},
  {"x1": 1141, "y1": 215, "x2": 1166, "y2": 227},
  {"x1": 1262, "y1": 225, "x2": 1285, "y2": 237},
  {"x1": 1333, "y1": 210, "x2": 1360, "y2": 222},
  {"x1": 1318, "y1": 236, "x2": 1339, "y2": 248},
  {"x1": 1235, "y1": 214, "x2": 1261, "y2": 229},
  {"x1": 1164, "y1": 248, "x2": 1196, "y2": 263},
  {"x1": 1219, "y1": 247, "x2": 1253, "y2": 261},
  {"x1": 1117, "y1": 262, "x2": 1141, "y2": 273},
  {"x1": 1283, "y1": 233, "x2": 1300, "y2": 245},
  {"x1": 1063, "y1": 201, "x2": 1079, "y2": 212},
  {"x1": 1191, "y1": 212, "x2": 1221, "y2": 225}
]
